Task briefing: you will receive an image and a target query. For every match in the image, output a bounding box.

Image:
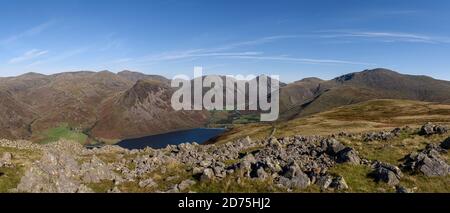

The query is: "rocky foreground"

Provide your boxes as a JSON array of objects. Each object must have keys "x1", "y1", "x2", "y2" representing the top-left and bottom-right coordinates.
[{"x1": 0, "y1": 123, "x2": 449, "y2": 193}]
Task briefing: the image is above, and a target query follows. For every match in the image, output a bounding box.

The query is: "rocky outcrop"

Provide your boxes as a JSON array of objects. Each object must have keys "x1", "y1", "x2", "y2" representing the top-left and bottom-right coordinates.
[
  {"x1": 419, "y1": 123, "x2": 448, "y2": 136},
  {"x1": 371, "y1": 161, "x2": 403, "y2": 186},
  {"x1": 402, "y1": 144, "x2": 449, "y2": 177},
  {"x1": 1, "y1": 123, "x2": 448, "y2": 193},
  {"x1": 16, "y1": 150, "x2": 92, "y2": 193},
  {"x1": 14, "y1": 140, "x2": 122, "y2": 193}
]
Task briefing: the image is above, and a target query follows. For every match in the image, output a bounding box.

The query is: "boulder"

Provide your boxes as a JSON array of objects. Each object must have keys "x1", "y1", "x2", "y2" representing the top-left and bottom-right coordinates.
[
  {"x1": 395, "y1": 185, "x2": 413, "y2": 193},
  {"x1": 0, "y1": 152, "x2": 13, "y2": 167},
  {"x1": 371, "y1": 162, "x2": 403, "y2": 186},
  {"x1": 336, "y1": 147, "x2": 361, "y2": 164},
  {"x1": 402, "y1": 145, "x2": 449, "y2": 177},
  {"x1": 282, "y1": 162, "x2": 302, "y2": 179},
  {"x1": 419, "y1": 123, "x2": 448, "y2": 136},
  {"x1": 256, "y1": 167, "x2": 269, "y2": 179},
  {"x1": 324, "y1": 138, "x2": 346, "y2": 155},
  {"x1": 15, "y1": 151, "x2": 92, "y2": 193},
  {"x1": 316, "y1": 175, "x2": 333, "y2": 190},
  {"x1": 239, "y1": 154, "x2": 256, "y2": 177},
  {"x1": 200, "y1": 168, "x2": 215, "y2": 182},
  {"x1": 81, "y1": 156, "x2": 121, "y2": 184},
  {"x1": 329, "y1": 176, "x2": 348, "y2": 190},
  {"x1": 278, "y1": 174, "x2": 310, "y2": 189}
]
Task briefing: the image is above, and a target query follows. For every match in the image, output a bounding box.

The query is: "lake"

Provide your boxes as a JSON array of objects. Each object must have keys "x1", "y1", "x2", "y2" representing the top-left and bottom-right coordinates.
[{"x1": 116, "y1": 128, "x2": 226, "y2": 149}]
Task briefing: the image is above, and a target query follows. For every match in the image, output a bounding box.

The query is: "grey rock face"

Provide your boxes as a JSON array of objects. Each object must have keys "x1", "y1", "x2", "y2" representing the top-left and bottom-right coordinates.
[
  {"x1": 81, "y1": 155, "x2": 122, "y2": 184},
  {"x1": 316, "y1": 175, "x2": 333, "y2": 190},
  {"x1": 200, "y1": 168, "x2": 215, "y2": 182},
  {"x1": 16, "y1": 151, "x2": 92, "y2": 193},
  {"x1": 278, "y1": 174, "x2": 310, "y2": 189},
  {"x1": 371, "y1": 161, "x2": 403, "y2": 186},
  {"x1": 336, "y1": 147, "x2": 361, "y2": 164},
  {"x1": 329, "y1": 176, "x2": 348, "y2": 190},
  {"x1": 0, "y1": 152, "x2": 13, "y2": 167},
  {"x1": 419, "y1": 123, "x2": 448, "y2": 136},
  {"x1": 324, "y1": 138, "x2": 346, "y2": 156},
  {"x1": 403, "y1": 144, "x2": 449, "y2": 177}
]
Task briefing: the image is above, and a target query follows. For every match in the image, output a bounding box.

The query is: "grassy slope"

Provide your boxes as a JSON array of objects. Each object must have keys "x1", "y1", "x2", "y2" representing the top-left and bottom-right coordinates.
[
  {"x1": 210, "y1": 99, "x2": 450, "y2": 192},
  {"x1": 213, "y1": 99, "x2": 450, "y2": 144},
  {"x1": 35, "y1": 123, "x2": 88, "y2": 144}
]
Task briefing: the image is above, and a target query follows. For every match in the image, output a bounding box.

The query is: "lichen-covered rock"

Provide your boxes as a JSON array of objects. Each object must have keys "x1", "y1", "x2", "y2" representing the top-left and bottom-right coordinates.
[
  {"x1": 419, "y1": 123, "x2": 448, "y2": 136},
  {"x1": 16, "y1": 151, "x2": 92, "y2": 193},
  {"x1": 81, "y1": 155, "x2": 122, "y2": 184},
  {"x1": 371, "y1": 161, "x2": 403, "y2": 186},
  {"x1": 402, "y1": 144, "x2": 449, "y2": 177},
  {"x1": 336, "y1": 147, "x2": 361, "y2": 164},
  {"x1": 0, "y1": 152, "x2": 13, "y2": 167}
]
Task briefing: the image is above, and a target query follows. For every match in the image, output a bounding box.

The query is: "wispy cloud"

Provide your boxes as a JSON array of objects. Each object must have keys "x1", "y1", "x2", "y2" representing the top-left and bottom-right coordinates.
[
  {"x1": 211, "y1": 35, "x2": 298, "y2": 51},
  {"x1": 0, "y1": 20, "x2": 56, "y2": 45},
  {"x1": 128, "y1": 35, "x2": 297, "y2": 64},
  {"x1": 318, "y1": 30, "x2": 450, "y2": 44},
  {"x1": 111, "y1": 35, "x2": 371, "y2": 67},
  {"x1": 221, "y1": 55, "x2": 374, "y2": 66},
  {"x1": 139, "y1": 50, "x2": 263, "y2": 62},
  {"x1": 26, "y1": 47, "x2": 89, "y2": 67},
  {"x1": 9, "y1": 49, "x2": 49, "y2": 64}
]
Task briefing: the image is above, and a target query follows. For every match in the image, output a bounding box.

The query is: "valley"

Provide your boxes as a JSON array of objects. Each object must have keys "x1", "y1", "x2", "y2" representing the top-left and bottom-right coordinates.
[{"x1": 1, "y1": 68, "x2": 450, "y2": 193}]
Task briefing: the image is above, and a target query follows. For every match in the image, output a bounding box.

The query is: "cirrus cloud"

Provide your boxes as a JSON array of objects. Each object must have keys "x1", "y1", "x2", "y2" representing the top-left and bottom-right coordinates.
[{"x1": 9, "y1": 49, "x2": 49, "y2": 64}]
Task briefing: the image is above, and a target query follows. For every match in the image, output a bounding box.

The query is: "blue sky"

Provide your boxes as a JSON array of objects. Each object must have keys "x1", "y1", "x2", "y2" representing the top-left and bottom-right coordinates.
[{"x1": 1, "y1": 0, "x2": 450, "y2": 82}]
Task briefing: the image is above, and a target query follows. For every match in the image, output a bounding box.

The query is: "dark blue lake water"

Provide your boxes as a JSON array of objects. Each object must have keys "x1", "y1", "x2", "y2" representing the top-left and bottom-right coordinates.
[{"x1": 116, "y1": 128, "x2": 226, "y2": 149}]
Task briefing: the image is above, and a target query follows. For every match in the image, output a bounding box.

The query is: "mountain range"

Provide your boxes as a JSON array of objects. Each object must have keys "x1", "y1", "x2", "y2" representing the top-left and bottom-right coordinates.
[{"x1": 1, "y1": 68, "x2": 449, "y2": 143}]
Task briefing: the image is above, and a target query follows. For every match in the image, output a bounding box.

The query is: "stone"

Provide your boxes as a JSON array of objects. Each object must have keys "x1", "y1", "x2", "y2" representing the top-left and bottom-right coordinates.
[
  {"x1": 441, "y1": 137, "x2": 450, "y2": 149},
  {"x1": 371, "y1": 162, "x2": 403, "y2": 186},
  {"x1": 0, "y1": 152, "x2": 13, "y2": 167},
  {"x1": 81, "y1": 156, "x2": 121, "y2": 184},
  {"x1": 395, "y1": 185, "x2": 413, "y2": 193},
  {"x1": 15, "y1": 151, "x2": 90, "y2": 193},
  {"x1": 200, "y1": 168, "x2": 215, "y2": 182},
  {"x1": 316, "y1": 175, "x2": 333, "y2": 190},
  {"x1": 256, "y1": 167, "x2": 269, "y2": 179},
  {"x1": 107, "y1": 186, "x2": 121, "y2": 193},
  {"x1": 419, "y1": 123, "x2": 448, "y2": 136},
  {"x1": 336, "y1": 147, "x2": 361, "y2": 164},
  {"x1": 282, "y1": 162, "x2": 302, "y2": 179},
  {"x1": 178, "y1": 179, "x2": 196, "y2": 191},
  {"x1": 192, "y1": 167, "x2": 203, "y2": 175},
  {"x1": 278, "y1": 173, "x2": 310, "y2": 189},
  {"x1": 199, "y1": 160, "x2": 212, "y2": 167},
  {"x1": 402, "y1": 145, "x2": 449, "y2": 177},
  {"x1": 420, "y1": 123, "x2": 436, "y2": 136},
  {"x1": 329, "y1": 176, "x2": 348, "y2": 190},
  {"x1": 324, "y1": 138, "x2": 346, "y2": 155},
  {"x1": 138, "y1": 178, "x2": 157, "y2": 188}
]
